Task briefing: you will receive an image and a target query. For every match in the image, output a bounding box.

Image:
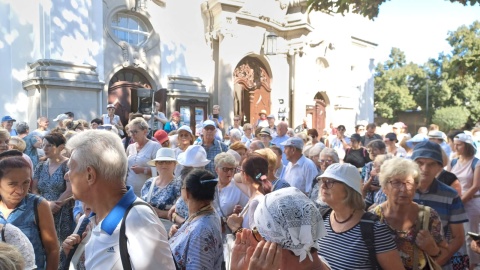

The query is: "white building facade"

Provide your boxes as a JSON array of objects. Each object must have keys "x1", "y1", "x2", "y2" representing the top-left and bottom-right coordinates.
[{"x1": 1, "y1": 0, "x2": 377, "y2": 134}]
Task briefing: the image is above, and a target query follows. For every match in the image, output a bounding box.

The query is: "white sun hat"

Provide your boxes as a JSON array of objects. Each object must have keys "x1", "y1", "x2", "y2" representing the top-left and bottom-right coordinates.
[{"x1": 177, "y1": 145, "x2": 210, "y2": 167}]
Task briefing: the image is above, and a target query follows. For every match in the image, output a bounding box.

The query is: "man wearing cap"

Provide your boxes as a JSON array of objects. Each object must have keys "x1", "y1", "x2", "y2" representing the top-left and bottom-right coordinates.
[
  {"x1": 266, "y1": 114, "x2": 277, "y2": 138},
  {"x1": 271, "y1": 122, "x2": 289, "y2": 165},
  {"x1": 53, "y1": 113, "x2": 69, "y2": 128},
  {"x1": 1, "y1": 115, "x2": 18, "y2": 136},
  {"x1": 281, "y1": 137, "x2": 318, "y2": 195},
  {"x1": 360, "y1": 123, "x2": 382, "y2": 147},
  {"x1": 412, "y1": 141, "x2": 469, "y2": 268},
  {"x1": 329, "y1": 125, "x2": 350, "y2": 161},
  {"x1": 197, "y1": 120, "x2": 228, "y2": 177},
  {"x1": 258, "y1": 127, "x2": 273, "y2": 147},
  {"x1": 429, "y1": 130, "x2": 452, "y2": 159}
]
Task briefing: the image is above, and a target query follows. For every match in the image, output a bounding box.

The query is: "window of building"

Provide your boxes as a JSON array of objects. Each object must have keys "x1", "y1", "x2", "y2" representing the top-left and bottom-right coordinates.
[{"x1": 111, "y1": 13, "x2": 149, "y2": 46}]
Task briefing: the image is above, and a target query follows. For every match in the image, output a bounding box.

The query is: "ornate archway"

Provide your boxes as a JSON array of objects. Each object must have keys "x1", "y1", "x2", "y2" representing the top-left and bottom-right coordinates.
[
  {"x1": 108, "y1": 69, "x2": 152, "y2": 126},
  {"x1": 233, "y1": 57, "x2": 271, "y2": 125}
]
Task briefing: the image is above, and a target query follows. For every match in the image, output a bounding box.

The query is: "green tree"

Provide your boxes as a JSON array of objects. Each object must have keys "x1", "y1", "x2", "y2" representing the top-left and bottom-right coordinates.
[
  {"x1": 307, "y1": 0, "x2": 479, "y2": 20},
  {"x1": 374, "y1": 48, "x2": 419, "y2": 120},
  {"x1": 432, "y1": 106, "x2": 470, "y2": 131}
]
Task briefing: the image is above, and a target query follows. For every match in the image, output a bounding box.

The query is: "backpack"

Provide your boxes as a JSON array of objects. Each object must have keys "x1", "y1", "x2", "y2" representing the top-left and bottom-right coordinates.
[
  {"x1": 322, "y1": 209, "x2": 382, "y2": 270},
  {"x1": 451, "y1": 157, "x2": 479, "y2": 171}
]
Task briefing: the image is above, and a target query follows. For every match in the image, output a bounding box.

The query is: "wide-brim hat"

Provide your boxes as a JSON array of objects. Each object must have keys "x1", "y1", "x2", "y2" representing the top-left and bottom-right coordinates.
[
  {"x1": 259, "y1": 127, "x2": 271, "y2": 137},
  {"x1": 319, "y1": 163, "x2": 362, "y2": 195},
  {"x1": 259, "y1": 109, "x2": 267, "y2": 116},
  {"x1": 428, "y1": 130, "x2": 444, "y2": 139},
  {"x1": 411, "y1": 141, "x2": 443, "y2": 166},
  {"x1": 177, "y1": 145, "x2": 210, "y2": 167},
  {"x1": 147, "y1": 148, "x2": 177, "y2": 166}
]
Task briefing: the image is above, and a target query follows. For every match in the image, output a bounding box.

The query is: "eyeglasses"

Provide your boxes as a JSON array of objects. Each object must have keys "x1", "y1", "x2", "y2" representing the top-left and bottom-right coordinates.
[
  {"x1": 389, "y1": 181, "x2": 416, "y2": 190},
  {"x1": 178, "y1": 132, "x2": 190, "y2": 137},
  {"x1": 204, "y1": 127, "x2": 216, "y2": 131},
  {"x1": 319, "y1": 159, "x2": 334, "y2": 164},
  {"x1": 318, "y1": 178, "x2": 338, "y2": 189},
  {"x1": 129, "y1": 129, "x2": 139, "y2": 135},
  {"x1": 42, "y1": 143, "x2": 54, "y2": 148},
  {"x1": 220, "y1": 167, "x2": 236, "y2": 173},
  {"x1": 259, "y1": 134, "x2": 270, "y2": 138},
  {"x1": 98, "y1": 125, "x2": 112, "y2": 131},
  {"x1": 234, "y1": 119, "x2": 240, "y2": 121},
  {"x1": 252, "y1": 227, "x2": 265, "y2": 242}
]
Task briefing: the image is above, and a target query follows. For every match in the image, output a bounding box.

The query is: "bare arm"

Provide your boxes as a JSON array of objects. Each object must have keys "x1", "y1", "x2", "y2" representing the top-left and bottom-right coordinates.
[
  {"x1": 38, "y1": 199, "x2": 60, "y2": 270},
  {"x1": 450, "y1": 179, "x2": 462, "y2": 196},
  {"x1": 436, "y1": 223, "x2": 464, "y2": 265},
  {"x1": 461, "y1": 165, "x2": 480, "y2": 203},
  {"x1": 376, "y1": 250, "x2": 406, "y2": 270}
]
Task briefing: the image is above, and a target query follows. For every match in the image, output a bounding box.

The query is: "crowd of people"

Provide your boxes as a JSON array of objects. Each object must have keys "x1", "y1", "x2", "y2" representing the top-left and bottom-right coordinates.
[{"x1": 1, "y1": 105, "x2": 480, "y2": 270}]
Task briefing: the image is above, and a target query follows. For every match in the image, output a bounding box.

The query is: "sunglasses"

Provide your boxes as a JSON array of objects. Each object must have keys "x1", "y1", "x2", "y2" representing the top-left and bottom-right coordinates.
[
  {"x1": 156, "y1": 160, "x2": 175, "y2": 165},
  {"x1": 98, "y1": 125, "x2": 112, "y2": 131}
]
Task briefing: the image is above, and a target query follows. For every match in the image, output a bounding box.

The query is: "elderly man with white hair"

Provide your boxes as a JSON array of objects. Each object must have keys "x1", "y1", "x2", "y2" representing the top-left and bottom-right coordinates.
[
  {"x1": 228, "y1": 128, "x2": 243, "y2": 145},
  {"x1": 62, "y1": 130, "x2": 175, "y2": 270}
]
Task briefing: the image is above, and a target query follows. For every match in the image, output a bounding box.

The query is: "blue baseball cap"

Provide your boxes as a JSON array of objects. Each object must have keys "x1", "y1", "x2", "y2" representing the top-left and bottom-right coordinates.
[
  {"x1": 1, "y1": 116, "x2": 16, "y2": 122},
  {"x1": 280, "y1": 137, "x2": 304, "y2": 150}
]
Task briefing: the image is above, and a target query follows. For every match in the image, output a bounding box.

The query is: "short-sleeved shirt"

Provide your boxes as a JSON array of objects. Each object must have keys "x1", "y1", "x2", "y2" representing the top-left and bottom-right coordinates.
[
  {"x1": 198, "y1": 140, "x2": 228, "y2": 177},
  {"x1": 283, "y1": 155, "x2": 319, "y2": 194},
  {"x1": 85, "y1": 187, "x2": 175, "y2": 270},
  {"x1": 213, "y1": 179, "x2": 249, "y2": 219},
  {"x1": 318, "y1": 212, "x2": 397, "y2": 270},
  {"x1": 169, "y1": 211, "x2": 223, "y2": 270},
  {"x1": 272, "y1": 178, "x2": 291, "y2": 191},
  {"x1": 437, "y1": 170, "x2": 458, "y2": 187}
]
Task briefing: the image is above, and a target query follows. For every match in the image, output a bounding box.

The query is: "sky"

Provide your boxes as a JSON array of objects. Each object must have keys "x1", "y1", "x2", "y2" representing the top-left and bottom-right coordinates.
[{"x1": 373, "y1": 0, "x2": 480, "y2": 65}]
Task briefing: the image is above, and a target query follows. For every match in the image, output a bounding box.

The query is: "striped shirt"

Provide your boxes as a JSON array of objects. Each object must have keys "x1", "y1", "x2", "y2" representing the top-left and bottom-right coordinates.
[{"x1": 318, "y1": 213, "x2": 397, "y2": 269}]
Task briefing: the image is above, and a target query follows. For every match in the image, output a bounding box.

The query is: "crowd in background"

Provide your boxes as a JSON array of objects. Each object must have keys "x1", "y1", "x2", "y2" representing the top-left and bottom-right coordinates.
[{"x1": 1, "y1": 103, "x2": 480, "y2": 270}]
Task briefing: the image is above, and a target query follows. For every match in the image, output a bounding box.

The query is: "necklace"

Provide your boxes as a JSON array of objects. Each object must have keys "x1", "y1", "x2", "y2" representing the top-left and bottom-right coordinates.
[
  {"x1": 186, "y1": 204, "x2": 213, "y2": 223},
  {"x1": 333, "y1": 210, "x2": 355, "y2": 224}
]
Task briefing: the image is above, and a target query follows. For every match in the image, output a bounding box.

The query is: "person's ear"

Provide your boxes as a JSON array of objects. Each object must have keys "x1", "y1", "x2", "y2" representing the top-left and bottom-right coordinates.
[{"x1": 85, "y1": 166, "x2": 97, "y2": 185}]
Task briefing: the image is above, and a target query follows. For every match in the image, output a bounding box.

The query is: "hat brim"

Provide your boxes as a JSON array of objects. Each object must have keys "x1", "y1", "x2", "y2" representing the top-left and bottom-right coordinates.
[{"x1": 177, "y1": 157, "x2": 210, "y2": 167}]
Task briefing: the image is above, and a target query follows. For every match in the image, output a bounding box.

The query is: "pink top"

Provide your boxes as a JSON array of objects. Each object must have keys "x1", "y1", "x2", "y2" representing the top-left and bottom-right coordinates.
[{"x1": 450, "y1": 157, "x2": 480, "y2": 195}]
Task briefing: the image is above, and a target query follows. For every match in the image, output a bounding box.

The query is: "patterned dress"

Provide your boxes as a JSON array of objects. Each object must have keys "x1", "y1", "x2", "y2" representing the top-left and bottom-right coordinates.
[
  {"x1": 141, "y1": 177, "x2": 182, "y2": 210},
  {"x1": 34, "y1": 160, "x2": 74, "y2": 246}
]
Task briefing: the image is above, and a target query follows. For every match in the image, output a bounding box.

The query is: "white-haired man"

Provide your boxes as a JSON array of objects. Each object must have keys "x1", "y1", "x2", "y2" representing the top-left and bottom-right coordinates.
[{"x1": 62, "y1": 130, "x2": 175, "y2": 269}]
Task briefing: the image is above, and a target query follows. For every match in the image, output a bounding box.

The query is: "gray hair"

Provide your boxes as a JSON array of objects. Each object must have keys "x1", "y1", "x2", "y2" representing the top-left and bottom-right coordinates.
[
  {"x1": 16, "y1": 122, "x2": 29, "y2": 134},
  {"x1": 250, "y1": 140, "x2": 265, "y2": 150},
  {"x1": 66, "y1": 130, "x2": 127, "y2": 182},
  {"x1": 127, "y1": 117, "x2": 149, "y2": 131},
  {"x1": 379, "y1": 157, "x2": 420, "y2": 187},
  {"x1": 214, "y1": 152, "x2": 238, "y2": 168},
  {"x1": 319, "y1": 148, "x2": 339, "y2": 163},
  {"x1": 229, "y1": 128, "x2": 242, "y2": 141}
]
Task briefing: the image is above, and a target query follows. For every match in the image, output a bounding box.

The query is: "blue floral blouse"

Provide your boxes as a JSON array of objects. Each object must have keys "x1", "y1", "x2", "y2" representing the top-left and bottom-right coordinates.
[{"x1": 141, "y1": 177, "x2": 182, "y2": 210}]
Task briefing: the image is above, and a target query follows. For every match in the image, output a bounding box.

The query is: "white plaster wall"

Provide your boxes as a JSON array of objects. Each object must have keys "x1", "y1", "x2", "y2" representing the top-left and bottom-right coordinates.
[{"x1": 46, "y1": 87, "x2": 100, "y2": 121}]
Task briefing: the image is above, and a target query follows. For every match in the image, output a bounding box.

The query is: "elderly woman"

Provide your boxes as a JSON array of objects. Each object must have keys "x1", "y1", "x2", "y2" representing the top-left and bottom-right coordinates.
[
  {"x1": 213, "y1": 153, "x2": 248, "y2": 234},
  {"x1": 231, "y1": 187, "x2": 328, "y2": 270},
  {"x1": 0, "y1": 155, "x2": 59, "y2": 270},
  {"x1": 372, "y1": 157, "x2": 448, "y2": 269},
  {"x1": 363, "y1": 139, "x2": 387, "y2": 209},
  {"x1": 102, "y1": 104, "x2": 124, "y2": 135},
  {"x1": 141, "y1": 148, "x2": 182, "y2": 220},
  {"x1": 449, "y1": 133, "x2": 480, "y2": 267},
  {"x1": 240, "y1": 123, "x2": 254, "y2": 147},
  {"x1": 168, "y1": 169, "x2": 223, "y2": 269},
  {"x1": 32, "y1": 132, "x2": 73, "y2": 252},
  {"x1": 255, "y1": 148, "x2": 290, "y2": 191},
  {"x1": 310, "y1": 148, "x2": 339, "y2": 209},
  {"x1": 318, "y1": 163, "x2": 404, "y2": 269},
  {"x1": 169, "y1": 145, "x2": 211, "y2": 226},
  {"x1": 125, "y1": 117, "x2": 161, "y2": 196},
  {"x1": 227, "y1": 155, "x2": 270, "y2": 232},
  {"x1": 308, "y1": 143, "x2": 326, "y2": 173},
  {"x1": 173, "y1": 125, "x2": 195, "y2": 176}
]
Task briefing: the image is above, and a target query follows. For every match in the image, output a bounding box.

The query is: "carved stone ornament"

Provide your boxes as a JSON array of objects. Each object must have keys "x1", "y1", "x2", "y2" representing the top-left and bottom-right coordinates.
[{"x1": 233, "y1": 60, "x2": 271, "y2": 92}]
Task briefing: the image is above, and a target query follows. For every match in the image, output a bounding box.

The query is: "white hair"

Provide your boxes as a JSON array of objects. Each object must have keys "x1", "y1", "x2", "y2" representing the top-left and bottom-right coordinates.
[
  {"x1": 229, "y1": 128, "x2": 242, "y2": 141},
  {"x1": 66, "y1": 130, "x2": 127, "y2": 182}
]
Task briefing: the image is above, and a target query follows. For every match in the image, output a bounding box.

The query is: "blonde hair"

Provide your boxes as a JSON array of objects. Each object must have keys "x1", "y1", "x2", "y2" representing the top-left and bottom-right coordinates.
[
  {"x1": 127, "y1": 117, "x2": 149, "y2": 131},
  {"x1": 254, "y1": 148, "x2": 277, "y2": 172},
  {"x1": 379, "y1": 157, "x2": 420, "y2": 187},
  {"x1": 0, "y1": 128, "x2": 10, "y2": 140},
  {"x1": 8, "y1": 136, "x2": 26, "y2": 152},
  {"x1": 0, "y1": 242, "x2": 25, "y2": 270}
]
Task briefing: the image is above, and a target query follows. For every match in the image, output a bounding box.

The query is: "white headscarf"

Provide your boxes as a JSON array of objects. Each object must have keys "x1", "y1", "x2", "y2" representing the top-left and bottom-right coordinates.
[{"x1": 253, "y1": 187, "x2": 327, "y2": 262}]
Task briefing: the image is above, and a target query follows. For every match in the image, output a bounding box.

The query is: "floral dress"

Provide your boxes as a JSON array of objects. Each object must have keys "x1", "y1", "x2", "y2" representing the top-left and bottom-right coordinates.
[
  {"x1": 372, "y1": 205, "x2": 444, "y2": 270},
  {"x1": 141, "y1": 177, "x2": 182, "y2": 211},
  {"x1": 34, "y1": 160, "x2": 74, "y2": 246}
]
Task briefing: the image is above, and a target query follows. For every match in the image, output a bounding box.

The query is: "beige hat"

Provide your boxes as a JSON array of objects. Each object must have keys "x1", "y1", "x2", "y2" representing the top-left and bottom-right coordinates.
[
  {"x1": 259, "y1": 109, "x2": 267, "y2": 116},
  {"x1": 147, "y1": 148, "x2": 177, "y2": 166}
]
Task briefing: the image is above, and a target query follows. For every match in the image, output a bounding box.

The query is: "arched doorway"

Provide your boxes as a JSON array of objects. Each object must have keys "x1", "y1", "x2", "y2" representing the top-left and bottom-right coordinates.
[
  {"x1": 108, "y1": 69, "x2": 153, "y2": 126},
  {"x1": 233, "y1": 57, "x2": 271, "y2": 125},
  {"x1": 312, "y1": 92, "x2": 327, "y2": 132}
]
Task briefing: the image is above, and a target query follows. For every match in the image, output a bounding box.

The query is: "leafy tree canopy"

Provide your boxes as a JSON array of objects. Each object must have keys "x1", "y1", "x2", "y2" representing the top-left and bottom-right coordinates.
[{"x1": 307, "y1": 0, "x2": 479, "y2": 20}]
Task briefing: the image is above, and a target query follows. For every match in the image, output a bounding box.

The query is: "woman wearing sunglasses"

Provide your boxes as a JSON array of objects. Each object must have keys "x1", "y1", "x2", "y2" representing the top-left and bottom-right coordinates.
[
  {"x1": 372, "y1": 158, "x2": 447, "y2": 269},
  {"x1": 318, "y1": 163, "x2": 404, "y2": 269}
]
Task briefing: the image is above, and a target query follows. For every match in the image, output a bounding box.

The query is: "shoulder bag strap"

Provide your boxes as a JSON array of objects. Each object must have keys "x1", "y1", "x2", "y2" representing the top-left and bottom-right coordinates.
[
  {"x1": 0, "y1": 224, "x2": 5, "y2": 242},
  {"x1": 413, "y1": 205, "x2": 425, "y2": 269},
  {"x1": 145, "y1": 179, "x2": 156, "y2": 203},
  {"x1": 360, "y1": 212, "x2": 381, "y2": 270},
  {"x1": 119, "y1": 201, "x2": 156, "y2": 270}
]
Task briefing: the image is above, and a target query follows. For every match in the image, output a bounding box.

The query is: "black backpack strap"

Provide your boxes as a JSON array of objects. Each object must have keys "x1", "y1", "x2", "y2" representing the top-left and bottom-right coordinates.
[
  {"x1": 360, "y1": 212, "x2": 382, "y2": 270},
  {"x1": 119, "y1": 201, "x2": 155, "y2": 270},
  {"x1": 0, "y1": 224, "x2": 5, "y2": 242}
]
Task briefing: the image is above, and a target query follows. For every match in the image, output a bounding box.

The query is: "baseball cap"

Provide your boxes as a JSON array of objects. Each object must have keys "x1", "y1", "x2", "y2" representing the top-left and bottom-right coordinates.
[
  {"x1": 428, "y1": 130, "x2": 444, "y2": 140},
  {"x1": 411, "y1": 141, "x2": 443, "y2": 166},
  {"x1": 154, "y1": 130, "x2": 169, "y2": 144},
  {"x1": 1, "y1": 116, "x2": 16, "y2": 122},
  {"x1": 53, "y1": 114, "x2": 69, "y2": 122},
  {"x1": 406, "y1": 134, "x2": 428, "y2": 149},
  {"x1": 280, "y1": 137, "x2": 304, "y2": 150},
  {"x1": 267, "y1": 114, "x2": 275, "y2": 119},
  {"x1": 177, "y1": 125, "x2": 193, "y2": 135},
  {"x1": 106, "y1": 104, "x2": 115, "y2": 109},
  {"x1": 454, "y1": 133, "x2": 476, "y2": 150},
  {"x1": 319, "y1": 163, "x2": 362, "y2": 195},
  {"x1": 202, "y1": 120, "x2": 216, "y2": 128}
]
